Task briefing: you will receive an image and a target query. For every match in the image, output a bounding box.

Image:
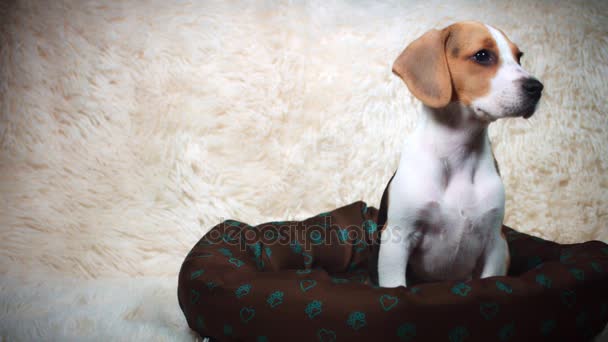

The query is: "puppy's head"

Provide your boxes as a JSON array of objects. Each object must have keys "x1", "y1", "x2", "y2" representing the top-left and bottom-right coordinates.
[{"x1": 393, "y1": 21, "x2": 543, "y2": 120}]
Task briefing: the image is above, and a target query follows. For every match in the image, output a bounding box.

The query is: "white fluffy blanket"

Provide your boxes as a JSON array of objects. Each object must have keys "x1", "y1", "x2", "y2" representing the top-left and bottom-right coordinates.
[{"x1": 1, "y1": 0, "x2": 607, "y2": 340}]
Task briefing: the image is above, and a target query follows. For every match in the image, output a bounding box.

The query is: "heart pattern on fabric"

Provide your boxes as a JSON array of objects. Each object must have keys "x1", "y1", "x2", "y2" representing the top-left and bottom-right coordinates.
[
  {"x1": 397, "y1": 323, "x2": 416, "y2": 341},
  {"x1": 536, "y1": 274, "x2": 552, "y2": 288},
  {"x1": 570, "y1": 268, "x2": 585, "y2": 281},
  {"x1": 300, "y1": 279, "x2": 317, "y2": 292},
  {"x1": 496, "y1": 281, "x2": 513, "y2": 294},
  {"x1": 317, "y1": 328, "x2": 337, "y2": 342},
  {"x1": 480, "y1": 302, "x2": 500, "y2": 320},
  {"x1": 302, "y1": 252, "x2": 313, "y2": 265},
  {"x1": 379, "y1": 294, "x2": 399, "y2": 311},
  {"x1": 180, "y1": 202, "x2": 608, "y2": 341},
  {"x1": 229, "y1": 257, "x2": 245, "y2": 268},
  {"x1": 240, "y1": 307, "x2": 255, "y2": 323},
  {"x1": 451, "y1": 283, "x2": 472, "y2": 297},
  {"x1": 561, "y1": 289, "x2": 576, "y2": 308},
  {"x1": 190, "y1": 269, "x2": 204, "y2": 280},
  {"x1": 190, "y1": 289, "x2": 200, "y2": 304}
]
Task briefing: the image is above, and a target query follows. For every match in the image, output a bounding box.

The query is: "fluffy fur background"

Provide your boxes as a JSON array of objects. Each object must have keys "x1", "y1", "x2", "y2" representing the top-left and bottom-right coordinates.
[{"x1": 1, "y1": 0, "x2": 606, "y2": 340}]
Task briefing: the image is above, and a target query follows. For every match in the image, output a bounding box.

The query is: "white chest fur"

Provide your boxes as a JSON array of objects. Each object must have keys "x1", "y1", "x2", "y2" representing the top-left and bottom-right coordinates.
[{"x1": 377, "y1": 104, "x2": 508, "y2": 287}]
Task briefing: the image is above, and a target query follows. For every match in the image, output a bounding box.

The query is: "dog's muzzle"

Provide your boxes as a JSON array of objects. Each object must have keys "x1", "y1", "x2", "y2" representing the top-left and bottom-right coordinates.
[{"x1": 521, "y1": 78, "x2": 544, "y2": 119}]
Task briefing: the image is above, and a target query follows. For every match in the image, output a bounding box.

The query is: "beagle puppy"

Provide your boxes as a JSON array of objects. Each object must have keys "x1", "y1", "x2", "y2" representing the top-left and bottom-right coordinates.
[{"x1": 374, "y1": 21, "x2": 543, "y2": 288}]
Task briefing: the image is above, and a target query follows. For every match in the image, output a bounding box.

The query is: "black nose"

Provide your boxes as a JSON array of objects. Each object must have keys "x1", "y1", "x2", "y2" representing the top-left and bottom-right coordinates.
[{"x1": 522, "y1": 78, "x2": 544, "y2": 96}]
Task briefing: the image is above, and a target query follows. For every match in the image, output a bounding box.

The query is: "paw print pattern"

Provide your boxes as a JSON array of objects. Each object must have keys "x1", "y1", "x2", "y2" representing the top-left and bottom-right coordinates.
[
  {"x1": 236, "y1": 284, "x2": 252, "y2": 298},
  {"x1": 180, "y1": 202, "x2": 607, "y2": 342},
  {"x1": 346, "y1": 311, "x2": 366, "y2": 331},
  {"x1": 267, "y1": 290, "x2": 284, "y2": 308},
  {"x1": 451, "y1": 282, "x2": 471, "y2": 297},
  {"x1": 305, "y1": 300, "x2": 323, "y2": 319}
]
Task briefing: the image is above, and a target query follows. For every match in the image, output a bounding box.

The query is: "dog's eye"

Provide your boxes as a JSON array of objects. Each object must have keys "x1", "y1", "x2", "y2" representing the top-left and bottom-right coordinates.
[{"x1": 471, "y1": 50, "x2": 495, "y2": 65}]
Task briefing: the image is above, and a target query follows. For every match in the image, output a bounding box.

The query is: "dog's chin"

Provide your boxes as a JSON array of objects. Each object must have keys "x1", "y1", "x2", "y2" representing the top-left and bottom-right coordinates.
[{"x1": 517, "y1": 103, "x2": 540, "y2": 119}]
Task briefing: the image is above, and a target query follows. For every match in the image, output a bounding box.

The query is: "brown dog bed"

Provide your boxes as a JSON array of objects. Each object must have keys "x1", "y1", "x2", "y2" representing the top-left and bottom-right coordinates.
[{"x1": 178, "y1": 201, "x2": 608, "y2": 341}]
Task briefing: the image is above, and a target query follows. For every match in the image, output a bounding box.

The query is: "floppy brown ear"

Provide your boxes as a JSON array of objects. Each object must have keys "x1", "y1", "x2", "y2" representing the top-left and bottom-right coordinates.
[{"x1": 392, "y1": 29, "x2": 452, "y2": 108}]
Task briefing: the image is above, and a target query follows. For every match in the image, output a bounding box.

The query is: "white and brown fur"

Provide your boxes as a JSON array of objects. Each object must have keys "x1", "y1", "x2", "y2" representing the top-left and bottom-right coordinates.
[{"x1": 371, "y1": 21, "x2": 543, "y2": 287}]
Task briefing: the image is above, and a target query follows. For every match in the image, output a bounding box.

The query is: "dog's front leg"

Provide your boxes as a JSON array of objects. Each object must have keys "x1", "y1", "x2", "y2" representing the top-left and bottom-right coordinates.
[
  {"x1": 377, "y1": 220, "x2": 420, "y2": 288},
  {"x1": 479, "y1": 231, "x2": 509, "y2": 278}
]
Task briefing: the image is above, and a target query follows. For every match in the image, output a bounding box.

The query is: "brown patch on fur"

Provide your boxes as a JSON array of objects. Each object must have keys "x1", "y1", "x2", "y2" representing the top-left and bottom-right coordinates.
[
  {"x1": 496, "y1": 27, "x2": 522, "y2": 64},
  {"x1": 443, "y1": 21, "x2": 500, "y2": 105},
  {"x1": 392, "y1": 29, "x2": 452, "y2": 108}
]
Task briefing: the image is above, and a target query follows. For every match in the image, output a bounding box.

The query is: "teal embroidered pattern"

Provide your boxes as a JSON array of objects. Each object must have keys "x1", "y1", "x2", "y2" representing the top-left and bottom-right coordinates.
[
  {"x1": 296, "y1": 269, "x2": 312, "y2": 275},
  {"x1": 451, "y1": 282, "x2": 471, "y2": 296},
  {"x1": 249, "y1": 242, "x2": 262, "y2": 258},
  {"x1": 206, "y1": 281, "x2": 217, "y2": 290},
  {"x1": 363, "y1": 219, "x2": 377, "y2": 234},
  {"x1": 236, "y1": 284, "x2": 251, "y2": 298},
  {"x1": 300, "y1": 279, "x2": 317, "y2": 292},
  {"x1": 317, "y1": 328, "x2": 336, "y2": 342},
  {"x1": 498, "y1": 322, "x2": 515, "y2": 341},
  {"x1": 240, "y1": 307, "x2": 255, "y2": 323},
  {"x1": 290, "y1": 240, "x2": 303, "y2": 254},
  {"x1": 540, "y1": 319, "x2": 556, "y2": 336},
  {"x1": 303, "y1": 252, "x2": 313, "y2": 265},
  {"x1": 229, "y1": 257, "x2": 245, "y2": 268},
  {"x1": 310, "y1": 230, "x2": 323, "y2": 245},
  {"x1": 536, "y1": 274, "x2": 552, "y2": 288},
  {"x1": 224, "y1": 324, "x2": 233, "y2": 335},
  {"x1": 480, "y1": 302, "x2": 500, "y2": 320},
  {"x1": 448, "y1": 326, "x2": 469, "y2": 342},
  {"x1": 379, "y1": 294, "x2": 399, "y2": 311},
  {"x1": 190, "y1": 289, "x2": 200, "y2": 304},
  {"x1": 222, "y1": 234, "x2": 237, "y2": 243},
  {"x1": 569, "y1": 268, "x2": 585, "y2": 281},
  {"x1": 218, "y1": 248, "x2": 233, "y2": 257},
  {"x1": 263, "y1": 229, "x2": 277, "y2": 241},
  {"x1": 527, "y1": 256, "x2": 543, "y2": 269},
  {"x1": 337, "y1": 229, "x2": 349, "y2": 242},
  {"x1": 267, "y1": 290, "x2": 284, "y2": 308},
  {"x1": 496, "y1": 280, "x2": 513, "y2": 294},
  {"x1": 354, "y1": 239, "x2": 367, "y2": 253},
  {"x1": 397, "y1": 323, "x2": 416, "y2": 341},
  {"x1": 256, "y1": 336, "x2": 268, "y2": 342},
  {"x1": 591, "y1": 261, "x2": 603, "y2": 273},
  {"x1": 331, "y1": 277, "x2": 349, "y2": 284},
  {"x1": 264, "y1": 246, "x2": 272, "y2": 257},
  {"x1": 347, "y1": 311, "x2": 366, "y2": 331},
  {"x1": 561, "y1": 289, "x2": 576, "y2": 308},
  {"x1": 225, "y1": 220, "x2": 241, "y2": 227},
  {"x1": 190, "y1": 269, "x2": 204, "y2": 280},
  {"x1": 305, "y1": 300, "x2": 323, "y2": 319}
]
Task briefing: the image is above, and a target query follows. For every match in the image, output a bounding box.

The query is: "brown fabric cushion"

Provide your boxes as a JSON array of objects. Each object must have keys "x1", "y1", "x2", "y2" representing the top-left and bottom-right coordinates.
[{"x1": 177, "y1": 201, "x2": 608, "y2": 341}]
